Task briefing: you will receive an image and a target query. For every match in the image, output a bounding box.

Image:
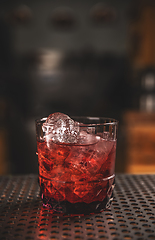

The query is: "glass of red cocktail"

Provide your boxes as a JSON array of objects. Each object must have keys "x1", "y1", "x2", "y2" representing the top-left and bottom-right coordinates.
[{"x1": 36, "y1": 113, "x2": 118, "y2": 215}]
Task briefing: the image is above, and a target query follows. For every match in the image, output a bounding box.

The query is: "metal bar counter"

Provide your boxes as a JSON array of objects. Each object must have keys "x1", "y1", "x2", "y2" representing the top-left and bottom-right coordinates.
[{"x1": 0, "y1": 174, "x2": 155, "y2": 240}]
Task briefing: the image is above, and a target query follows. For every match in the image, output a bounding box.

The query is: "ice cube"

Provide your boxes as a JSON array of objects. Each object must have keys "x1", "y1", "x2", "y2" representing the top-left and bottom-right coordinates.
[
  {"x1": 42, "y1": 112, "x2": 79, "y2": 144},
  {"x1": 66, "y1": 143, "x2": 100, "y2": 178},
  {"x1": 66, "y1": 138, "x2": 115, "y2": 177},
  {"x1": 78, "y1": 130, "x2": 100, "y2": 145}
]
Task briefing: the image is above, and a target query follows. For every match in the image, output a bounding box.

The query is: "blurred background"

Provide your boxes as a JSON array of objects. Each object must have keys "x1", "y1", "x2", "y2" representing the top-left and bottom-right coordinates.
[{"x1": 0, "y1": 0, "x2": 155, "y2": 175}]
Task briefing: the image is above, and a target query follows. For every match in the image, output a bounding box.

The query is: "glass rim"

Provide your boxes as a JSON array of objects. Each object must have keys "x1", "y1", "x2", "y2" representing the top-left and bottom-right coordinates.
[{"x1": 35, "y1": 116, "x2": 118, "y2": 127}]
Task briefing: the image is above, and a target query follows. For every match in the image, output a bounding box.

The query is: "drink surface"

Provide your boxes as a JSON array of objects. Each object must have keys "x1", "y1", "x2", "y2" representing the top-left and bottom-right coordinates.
[{"x1": 37, "y1": 136, "x2": 116, "y2": 213}]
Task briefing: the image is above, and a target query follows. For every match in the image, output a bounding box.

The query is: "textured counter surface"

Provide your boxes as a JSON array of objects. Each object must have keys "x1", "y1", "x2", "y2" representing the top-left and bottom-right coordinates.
[{"x1": 0, "y1": 174, "x2": 155, "y2": 240}]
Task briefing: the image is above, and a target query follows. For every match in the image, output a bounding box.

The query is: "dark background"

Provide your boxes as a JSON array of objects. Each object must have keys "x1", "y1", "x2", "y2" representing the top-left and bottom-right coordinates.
[{"x1": 0, "y1": 0, "x2": 155, "y2": 174}]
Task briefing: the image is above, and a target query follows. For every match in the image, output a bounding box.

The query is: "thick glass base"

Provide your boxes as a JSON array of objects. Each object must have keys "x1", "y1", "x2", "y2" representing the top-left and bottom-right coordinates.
[
  {"x1": 41, "y1": 194, "x2": 113, "y2": 216},
  {"x1": 39, "y1": 174, "x2": 115, "y2": 216}
]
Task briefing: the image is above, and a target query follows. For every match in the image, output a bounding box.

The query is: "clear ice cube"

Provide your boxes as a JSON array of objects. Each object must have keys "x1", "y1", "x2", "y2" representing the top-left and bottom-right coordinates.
[
  {"x1": 42, "y1": 112, "x2": 79, "y2": 144},
  {"x1": 78, "y1": 130, "x2": 100, "y2": 145},
  {"x1": 66, "y1": 138, "x2": 114, "y2": 177}
]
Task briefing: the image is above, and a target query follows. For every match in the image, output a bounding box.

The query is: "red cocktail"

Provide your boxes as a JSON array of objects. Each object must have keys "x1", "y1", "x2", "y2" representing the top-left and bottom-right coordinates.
[{"x1": 36, "y1": 113, "x2": 118, "y2": 215}]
